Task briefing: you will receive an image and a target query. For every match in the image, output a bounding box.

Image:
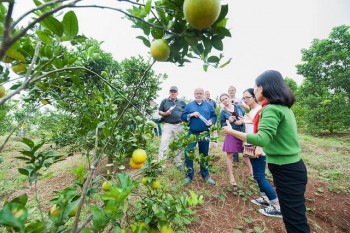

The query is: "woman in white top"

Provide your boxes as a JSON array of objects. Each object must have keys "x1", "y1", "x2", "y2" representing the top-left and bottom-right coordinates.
[{"x1": 242, "y1": 88, "x2": 281, "y2": 218}]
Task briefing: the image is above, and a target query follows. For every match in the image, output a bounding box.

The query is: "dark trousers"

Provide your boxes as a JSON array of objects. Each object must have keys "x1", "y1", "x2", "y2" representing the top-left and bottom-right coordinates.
[
  {"x1": 184, "y1": 132, "x2": 210, "y2": 179},
  {"x1": 268, "y1": 160, "x2": 310, "y2": 233}
]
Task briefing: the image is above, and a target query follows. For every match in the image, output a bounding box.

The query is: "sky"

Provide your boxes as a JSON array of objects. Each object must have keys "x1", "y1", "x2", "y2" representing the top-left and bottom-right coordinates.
[{"x1": 14, "y1": 0, "x2": 350, "y2": 103}]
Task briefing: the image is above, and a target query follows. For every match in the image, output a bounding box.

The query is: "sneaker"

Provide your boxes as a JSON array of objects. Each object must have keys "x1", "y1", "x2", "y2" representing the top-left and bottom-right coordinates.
[
  {"x1": 251, "y1": 196, "x2": 270, "y2": 206},
  {"x1": 258, "y1": 205, "x2": 282, "y2": 218},
  {"x1": 204, "y1": 177, "x2": 216, "y2": 186},
  {"x1": 183, "y1": 177, "x2": 192, "y2": 185}
]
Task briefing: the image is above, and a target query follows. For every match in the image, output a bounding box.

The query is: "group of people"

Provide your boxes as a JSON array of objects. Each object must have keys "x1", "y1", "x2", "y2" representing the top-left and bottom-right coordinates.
[{"x1": 155, "y1": 70, "x2": 310, "y2": 233}]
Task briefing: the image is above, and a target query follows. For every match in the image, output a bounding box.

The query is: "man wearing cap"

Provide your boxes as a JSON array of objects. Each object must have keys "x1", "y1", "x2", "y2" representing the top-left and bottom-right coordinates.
[{"x1": 158, "y1": 86, "x2": 186, "y2": 170}]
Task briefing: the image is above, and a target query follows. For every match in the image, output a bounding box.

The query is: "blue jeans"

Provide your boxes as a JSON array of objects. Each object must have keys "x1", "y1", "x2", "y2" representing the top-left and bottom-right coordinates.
[
  {"x1": 250, "y1": 156, "x2": 277, "y2": 201},
  {"x1": 184, "y1": 132, "x2": 210, "y2": 180}
]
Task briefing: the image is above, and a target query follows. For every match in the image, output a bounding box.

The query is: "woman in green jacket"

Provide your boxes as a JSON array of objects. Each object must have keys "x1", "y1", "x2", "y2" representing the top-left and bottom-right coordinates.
[{"x1": 223, "y1": 70, "x2": 310, "y2": 233}]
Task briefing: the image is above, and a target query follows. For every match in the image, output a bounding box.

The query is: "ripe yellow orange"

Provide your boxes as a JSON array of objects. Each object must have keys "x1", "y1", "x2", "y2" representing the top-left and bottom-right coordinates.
[
  {"x1": 150, "y1": 39, "x2": 170, "y2": 61},
  {"x1": 150, "y1": 180, "x2": 160, "y2": 189},
  {"x1": 160, "y1": 225, "x2": 174, "y2": 233},
  {"x1": 130, "y1": 159, "x2": 143, "y2": 169},
  {"x1": 102, "y1": 181, "x2": 112, "y2": 191},
  {"x1": 183, "y1": 0, "x2": 221, "y2": 30},
  {"x1": 0, "y1": 86, "x2": 5, "y2": 98},
  {"x1": 49, "y1": 205, "x2": 60, "y2": 217},
  {"x1": 131, "y1": 149, "x2": 147, "y2": 164},
  {"x1": 11, "y1": 64, "x2": 27, "y2": 75}
]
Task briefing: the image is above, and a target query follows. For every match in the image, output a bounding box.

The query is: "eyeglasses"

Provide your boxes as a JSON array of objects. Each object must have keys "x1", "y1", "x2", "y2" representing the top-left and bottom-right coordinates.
[
  {"x1": 242, "y1": 96, "x2": 253, "y2": 100},
  {"x1": 170, "y1": 90, "x2": 177, "y2": 93}
]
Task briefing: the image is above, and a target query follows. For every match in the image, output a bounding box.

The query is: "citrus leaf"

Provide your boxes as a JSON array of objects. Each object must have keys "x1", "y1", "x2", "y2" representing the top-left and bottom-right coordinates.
[
  {"x1": 6, "y1": 49, "x2": 26, "y2": 63},
  {"x1": 215, "y1": 4, "x2": 228, "y2": 24},
  {"x1": 36, "y1": 31, "x2": 52, "y2": 45},
  {"x1": 40, "y1": 16, "x2": 63, "y2": 37},
  {"x1": 136, "y1": 36, "x2": 150, "y2": 47},
  {"x1": 207, "y1": 56, "x2": 219, "y2": 63},
  {"x1": 62, "y1": 11, "x2": 79, "y2": 40},
  {"x1": 212, "y1": 37, "x2": 223, "y2": 51}
]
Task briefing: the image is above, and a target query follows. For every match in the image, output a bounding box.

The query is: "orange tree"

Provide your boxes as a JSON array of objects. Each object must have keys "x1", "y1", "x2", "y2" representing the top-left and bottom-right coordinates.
[{"x1": 0, "y1": 0, "x2": 230, "y2": 232}]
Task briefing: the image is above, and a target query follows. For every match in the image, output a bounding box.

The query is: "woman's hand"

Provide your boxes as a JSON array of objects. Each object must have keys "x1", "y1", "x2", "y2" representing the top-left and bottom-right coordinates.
[
  {"x1": 241, "y1": 115, "x2": 253, "y2": 124},
  {"x1": 222, "y1": 120, "x2": 233, "y2": 135},
  {"x1": 254, "y1": 146, "x2": 263, "y2": 158},
  {"x1": 228, "y1": 116, "x2": 235, "y2": 123},
  {"x1": 234, "y1": 118, "x2": 243, "y2": 125}
]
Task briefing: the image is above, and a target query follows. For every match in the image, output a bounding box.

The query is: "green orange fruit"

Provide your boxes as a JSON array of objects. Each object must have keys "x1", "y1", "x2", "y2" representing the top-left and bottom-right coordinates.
[
  {"x1": 102, "y1": 181, "x2": 112, "y2": 191},
  {"x1": 68, "y1": 206, "x2": 78, "y2": 217},
  {"x1": 41, "y1": 99, "x2": 49, "y2": 105},
  {"x1": 150, "y1": 180, "x2": 160, "y2": 189},
  {"x1": 0, "y1": 86, "x2": 5, "y2": 98},
  {"x1": 160, "y1": 225, "x2": 174, "y2": 233},
  {"x1": 49, "y1": 205, "x2": 60, "y2": 217},
  {"x1": 11, "y1": 64, "x2": 27, "y2": 75},
  {"x1": 142, "y1": 176, "x2": 148, "y2": 185},
  {"x1": 183, "y1": 0, "x2": 221, "y2": 30},
  {"x1": 150, "y1": 39, "x2": 170, "y2": 61}
]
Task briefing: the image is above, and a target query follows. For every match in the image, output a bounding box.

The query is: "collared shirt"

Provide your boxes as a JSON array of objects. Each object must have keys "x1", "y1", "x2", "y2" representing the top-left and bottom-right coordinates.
[
  {"x1": 181, "y1": 100, "x2": 217, "y2": 132},
  {"x1": 159, "y1": 98, "x2": 186, "y2": 124}
]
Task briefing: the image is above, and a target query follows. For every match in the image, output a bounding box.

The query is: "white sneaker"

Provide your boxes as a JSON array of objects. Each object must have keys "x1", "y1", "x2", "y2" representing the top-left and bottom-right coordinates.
[
  {"x1": 251, "y1": 196, "x2": 270, "y2": 206},
  {"x1": 258, "y1": 205, "x2": 282, "y2": 218}
]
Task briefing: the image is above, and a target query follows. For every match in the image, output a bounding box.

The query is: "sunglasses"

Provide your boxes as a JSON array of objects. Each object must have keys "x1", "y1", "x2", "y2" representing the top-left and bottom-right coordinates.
[{"x1": 170, "y1": 90, "x2": 177, "y2": 93}]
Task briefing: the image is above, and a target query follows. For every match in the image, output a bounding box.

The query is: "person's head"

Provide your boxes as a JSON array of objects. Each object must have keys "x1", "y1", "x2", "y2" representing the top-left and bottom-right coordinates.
[
  {"x1": 227, "y1": 86, "x2": 236, "y2": 98},
  {"x1": 219, "y1": 93, "x2": 231, "y2": 107},
  {"x1": 194, "y1": 88, "x2": 204, "y2": 103},
  {"x1": 243, "y1": 88, "x2": 258, "y2": 107},
  {"x1": 169, "y1": 86, "x2": 178, "y2": 99},
  {"x1": 254, "y1": 70, "x2": 295, "y2": 108},
  {"x1": 204, "y1": 90, "x2": 211, "y2": 100}
]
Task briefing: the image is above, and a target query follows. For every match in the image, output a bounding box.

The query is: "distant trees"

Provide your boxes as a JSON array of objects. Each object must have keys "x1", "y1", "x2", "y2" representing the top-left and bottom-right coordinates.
[{"x1": 295, "y1": 25, "x2": 350, "y2": 134}]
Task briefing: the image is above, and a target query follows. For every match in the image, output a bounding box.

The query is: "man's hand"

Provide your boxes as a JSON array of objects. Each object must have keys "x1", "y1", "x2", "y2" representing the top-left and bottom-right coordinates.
[
  {"x1": 190, "y1": 111, "x2": 200, "y2": 118},
  {"x1": 206, "y1": 119, "x2": 212, "y2": 127}
]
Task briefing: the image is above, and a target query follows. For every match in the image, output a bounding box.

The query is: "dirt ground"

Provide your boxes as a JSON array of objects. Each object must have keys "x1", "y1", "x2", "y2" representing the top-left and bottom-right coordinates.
[
  {"x1": 185, "y1": 159, "x2": 350, "y2": 233},
  {"x1": 5, "y1": 143, "x2": 350, "y2": 233}
]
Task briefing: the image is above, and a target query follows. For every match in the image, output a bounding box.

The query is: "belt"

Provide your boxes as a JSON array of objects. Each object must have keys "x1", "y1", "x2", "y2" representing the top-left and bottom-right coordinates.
[{"x1": 167, "y1": 122, "x2": 182, "y2": 124}]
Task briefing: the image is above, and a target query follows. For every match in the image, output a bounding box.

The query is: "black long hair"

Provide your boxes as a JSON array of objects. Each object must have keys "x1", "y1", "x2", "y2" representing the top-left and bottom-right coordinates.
[
  {"x1": 255, "y1": 70, "x2": 295, "y2": 108},
  {"x1": 243, "y1": 88, "x2": 258, "y2": 103}
]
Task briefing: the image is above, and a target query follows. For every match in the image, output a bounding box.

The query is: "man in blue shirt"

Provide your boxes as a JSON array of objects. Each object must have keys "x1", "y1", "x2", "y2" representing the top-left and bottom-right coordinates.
[{"x1": 181, "y1": 88, "x2": 217, "y2": 185}]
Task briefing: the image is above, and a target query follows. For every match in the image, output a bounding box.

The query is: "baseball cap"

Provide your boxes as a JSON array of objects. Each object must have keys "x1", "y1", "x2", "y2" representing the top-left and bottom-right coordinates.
[{"x1": 169, "y1": 86, "x2": 178, "y2": 92}]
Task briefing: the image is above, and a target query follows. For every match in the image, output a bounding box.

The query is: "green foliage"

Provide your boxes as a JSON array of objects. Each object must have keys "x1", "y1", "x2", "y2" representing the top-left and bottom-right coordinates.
[
  {"x1": 0, "y1": 101, "x2": 15, "y2": 135},
  {"x1": 284, "y1": 77, "x2": 298, "y2": 93},
  {"x1": 126, "y1": 1, "x2": 231, "y2": 69},
  {"x1": 16, "y1": 138, "x2": 62, "y2": 182},
  {"x1": 296, "y1": 25, "x2": 350, "y2": 134}
]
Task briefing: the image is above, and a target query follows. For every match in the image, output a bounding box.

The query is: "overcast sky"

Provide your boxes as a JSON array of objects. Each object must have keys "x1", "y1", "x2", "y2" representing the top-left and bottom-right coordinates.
[{"x1": 15, "y1": 0, "x2": 350, "y2": 103}]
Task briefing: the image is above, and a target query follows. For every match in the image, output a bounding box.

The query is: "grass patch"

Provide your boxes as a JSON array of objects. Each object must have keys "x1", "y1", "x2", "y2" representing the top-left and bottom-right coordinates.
[{"x1": 300, "y1": 133, "x2": 350, "y2": 193}]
